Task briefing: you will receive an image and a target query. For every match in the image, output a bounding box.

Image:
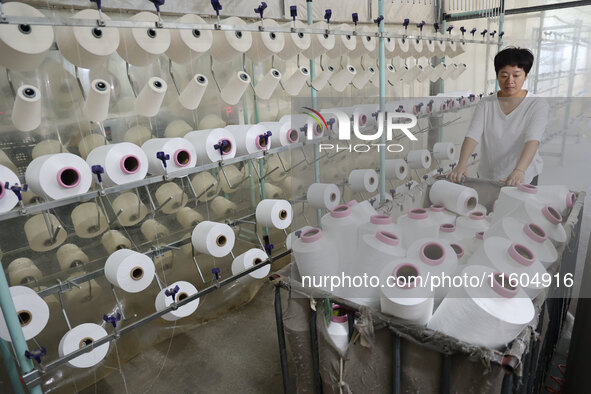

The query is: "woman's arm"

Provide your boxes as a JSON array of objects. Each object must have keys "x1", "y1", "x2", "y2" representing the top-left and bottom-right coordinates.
[
  {"x1": 501, "y1": 140, "x2": 540, "y2": 186},
  {"x1": 447, "y1": 137, "x2": 478, "y2": 183}
]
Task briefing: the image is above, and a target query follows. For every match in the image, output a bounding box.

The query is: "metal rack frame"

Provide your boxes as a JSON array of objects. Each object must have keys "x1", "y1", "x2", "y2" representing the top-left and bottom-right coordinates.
[
  {"x1": 15, "y1": 248, "x2": 292, "y2": 388},
  {"x1": 6, "y1": 0, "x2": 567, "y2": 391},
  {"x1": 0, "y1": 15, "x2": 500, "y2": 45}
]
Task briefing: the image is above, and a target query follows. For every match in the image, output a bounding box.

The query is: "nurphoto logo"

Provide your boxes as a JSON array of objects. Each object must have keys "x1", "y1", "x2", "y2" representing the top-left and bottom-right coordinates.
[{"x1": 302, "y1": 106, "x2": 419, "y2": 153}]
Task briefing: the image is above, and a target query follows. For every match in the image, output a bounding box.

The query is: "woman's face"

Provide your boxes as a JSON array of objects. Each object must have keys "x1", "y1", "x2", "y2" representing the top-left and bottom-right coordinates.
[{"x1": 497, "y1": 65, "x2": 527, "y2": 97}]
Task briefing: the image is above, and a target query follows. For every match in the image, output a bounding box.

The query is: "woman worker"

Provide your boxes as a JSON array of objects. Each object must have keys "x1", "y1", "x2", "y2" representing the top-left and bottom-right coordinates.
[{"x1": 448, "y1": 47, "x2": 549, "y2": 186}]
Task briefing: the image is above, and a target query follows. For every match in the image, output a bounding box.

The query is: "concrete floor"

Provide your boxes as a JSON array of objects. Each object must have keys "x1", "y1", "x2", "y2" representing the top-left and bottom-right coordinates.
[{"x1": 79, "y1": 280, "x2": 288, "y2": 394}]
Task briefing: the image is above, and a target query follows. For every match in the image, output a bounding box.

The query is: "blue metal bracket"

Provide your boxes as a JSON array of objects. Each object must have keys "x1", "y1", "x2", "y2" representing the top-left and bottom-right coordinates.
[
  {"x1": 254, "y1": 2, "x2": 267, "y2": 19},
  {"x1": 165, "y1": 285, "x2": 180, "y2": 300},
  {"x1": 324, "y1": 9, "x2": 332, "y2": 25},
  {"x1": 103, "y1": 313, "x2": 122, "y2": 329},
  {"x1": 24, "y1": 347, "x2": 47, "y2": 366}
]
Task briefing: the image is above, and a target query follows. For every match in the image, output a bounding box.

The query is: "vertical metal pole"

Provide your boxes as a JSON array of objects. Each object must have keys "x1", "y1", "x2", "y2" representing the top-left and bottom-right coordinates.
[
  {"x1": 0, "y1": 261, "x2": 42, "y2": 394},
  {"x1": 432, "y1": 2, "x2": 446, "y2": 151},
  {"x1": 0, "y1": 339, "x2": 26, "y2": 394},
  {"x1": 242, "y1": 91, "x2": 257, "y2": 209},
  {"x1": 378, "y1": 0, "x2": 386, "y2": 204},
  {"x1": 533, "y1": 12, "x2": 544, "y2": 94},
  {"x1": 500, "y1": 373, "x2": 513, "y2": 394},
  {"x1": 393, "y1": 333, "x2": 401, "y2": 394},
  {"x1": 562, "y1": 20, "x2": 581, "y2": 166},
  {"x1": 441, "y1": 354, "x2": 452, "y2": 394},
  {"x1": 484, "y1": 19, "x2": 492, "y2": 93},
  {"x1": 248, "y1": 161, "x2": 257, "y2": 208},
  {"x1": 307, "y1": 0, "x2": 322, "y2": 227},
  {"x1": 274, "y1": 285, "x2": 290, "y2": 393},
  {"x1": 495, "y1": 0, "x2": 505, "y2": 91},
  {"x1": 440, "y1": 18, "x2": 447, "y2": 145},
  {"x1": 441, "y1": 19, "x2": 446, "y2": 94},
  {"x1": 309, "y1": 305, "x2": 323, "y2": 394}
]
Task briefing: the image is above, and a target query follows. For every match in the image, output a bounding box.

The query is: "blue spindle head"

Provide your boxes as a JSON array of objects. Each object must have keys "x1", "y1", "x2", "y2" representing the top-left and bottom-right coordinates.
[
  {"x1": 295, "y1": 230, "x2": 302, "y2": 238},
  {"x1": 446, "y1": 25, "x2": 454, "y2": 34},
  {"x1": 352, "y1": 13, "x2": 359, "y2": 26},
  {"x1": 254, "y1": 2, "x2": 267, "y2": 18},
  {"x1": 6, "y1": 182, "x2": 27, "y2": 201},
  {"x1": 264, "y1": 243, "x2": 274, "y2": 255},
  {"x1": 460, "y1": 26, "x2": 466, "y2": 35},
  {"x1": 422, "y1": 174, "x2": 429, "y2": 181},
  {"x1": 165, "y1": 285, "x2": 181, "y2": 299},
  {"x1": 417, "y1": 20, "x2": 426, "y2": 31},
  {"x1": 470, "y1": 27, "x2": 477, "y2": 36},
  {"x1": 433, "y1": 22, "x2": 440, "y2": 33},
  {"x1": 25, "y1": 347, "x2": 47, "y2": 365},
  {"x1": 290, "y1": 6, "x2": 297, "y2": 21},
  {"x1": 90, "y1": 0, "x2": 102, "y2": 11},
  {"x1": 156, "y1": 151, "x2": 170, "y2": 168},
  {"x1": 499, "y1": 31, "x2": 505, "y2": 38},
  {"x1": 259, "y1": 131, "x2": 272, "y2": 147},
  {"x1": 389, "y1": 189, "x2": 396, "y2": 198},
  {"x1": 480, "y1": 29, "x2": 488, "y2": 37},
  {"x1": 211, "y1": 0, "x2": 222, "y2": 16},
  {"x1": 374, "y1": 15, "x2": 384, "y2": 27},
  {"x1": 212, "y1": 267, "x2": 221, "y2": 280},
  {"x1": 103, "y1": 313, "x2": 122, "y2": 328},
  {"x1": 324, "y1": 9, "x2": 332, "y2": 24},
  {"x1": 91, "y1": 165, "x2": 104, "y2": 183},
  {"x1": 213, "y1": 139, "x2": 230, "y2": 155},
  {"x1": 148, "y1": 0, "x2": 165, "y2": 13},
  {"x1": 437, "y1": 168, "x2": 444, "y2": 174},
  {"x1": 327, "y1": 118, "x2": 336, "y2": 131},
  {"x1": 403, "y1": 19, "x2": 410, "y2": 29}
]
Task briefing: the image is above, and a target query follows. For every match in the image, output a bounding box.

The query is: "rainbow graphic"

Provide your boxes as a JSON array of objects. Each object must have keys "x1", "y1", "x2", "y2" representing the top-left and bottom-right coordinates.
[{"x1": 302, "y1": 107, "x2": 328, "y2": 132}]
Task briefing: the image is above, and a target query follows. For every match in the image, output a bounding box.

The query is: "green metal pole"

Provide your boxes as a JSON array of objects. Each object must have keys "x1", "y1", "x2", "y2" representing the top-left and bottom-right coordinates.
[
  {"x1": 0, "y1": 262, "x2": 42, "y2": 394},
  {"x1": 307, "y1": 0, "x2": 322, "y2": 227},
  {"x1": 244, "y1": 101, "x2": 257, "y2": 208},
  {"x1": 378, "y1": 0, "x2": 386, "y2": 204},
  {"x1": 496, "y1": 5, "x2": 505, "y2": 91},
  {"x1": 441, "y1": 20, "x2": 446, "y2": 94},
  {"x1": 0, "y1": 339, "x2": 26, "y2": 394}
]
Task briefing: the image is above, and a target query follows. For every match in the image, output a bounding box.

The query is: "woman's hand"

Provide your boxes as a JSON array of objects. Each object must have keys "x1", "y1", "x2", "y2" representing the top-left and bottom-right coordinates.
[
  {"x1": 447, "y1": 165, "x2": 467, "y2": 183},
  {"x1": 501, "y1": 169, "x2": 525, "y2": 186}
]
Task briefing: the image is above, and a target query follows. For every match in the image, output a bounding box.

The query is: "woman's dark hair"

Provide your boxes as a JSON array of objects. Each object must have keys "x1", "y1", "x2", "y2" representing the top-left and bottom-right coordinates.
[{"x1": 494, "y1": 47, "x2": 534, "y2": 75}]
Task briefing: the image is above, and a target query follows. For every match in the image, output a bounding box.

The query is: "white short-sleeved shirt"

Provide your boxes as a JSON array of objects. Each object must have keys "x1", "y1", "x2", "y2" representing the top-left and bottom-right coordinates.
[{"x1": 465, "y1": 91, "x2": 548, "y2": 183}]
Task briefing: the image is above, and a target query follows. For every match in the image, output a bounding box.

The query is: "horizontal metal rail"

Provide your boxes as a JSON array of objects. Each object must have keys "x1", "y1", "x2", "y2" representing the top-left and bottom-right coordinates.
[
  {"x1": 0, "y1": 16, "x2": 499, "y2": 45},
  {"x1": 0, "y1": 102, "x2": 486, "y2": 223},
  {"x1": 0, "y1": 138, "x2": 316, "y2": 222}
]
